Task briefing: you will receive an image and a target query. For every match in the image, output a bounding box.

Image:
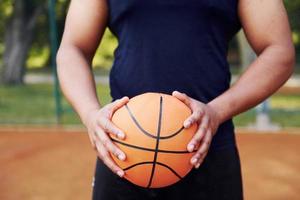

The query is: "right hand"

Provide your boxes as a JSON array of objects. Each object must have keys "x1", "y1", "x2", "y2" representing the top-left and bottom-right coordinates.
[{"x1": 84, "y1": 96, "x2": 130, "y2": 178}]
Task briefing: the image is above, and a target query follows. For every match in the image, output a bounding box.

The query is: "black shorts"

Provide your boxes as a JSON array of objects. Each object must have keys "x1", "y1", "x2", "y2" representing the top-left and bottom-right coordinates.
[{"x1": 92, "y1": 146, "x2": 243, "y2": 200}]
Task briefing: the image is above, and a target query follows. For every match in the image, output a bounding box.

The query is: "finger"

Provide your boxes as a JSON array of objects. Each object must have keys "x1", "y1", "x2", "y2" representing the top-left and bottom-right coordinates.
[
  {"x1": 172, "y1": 91, "x2": 191, "y2": 107},
  {"x1": 95, "y1": 142, "x2": 125, "y2": 177},
  {"x1": 87, "y1": 130, "x2": 97, "y2": 150},
  {"x1": 197, "y1": 129, "x2": 212, "y2": 156},
  {"x1": 183, "y1": 108, "x2": 204, "y2": 128},
  {"x1": 194, "y1": 151, "x2": 208, "y2": 169},
  {"x1": 96, "y1": 128, "x2": 126, "y2": 161},
  {"x1": 191, "y1": 129, "x2": 212, "y2": 168},
  {"x1": 187, "y1": 116, "x2": 209, "y2": 152},
  {"x1": 98, "y1": 117, "x2": 126, "y2": 139},
  {"x1": 109, "y1": 96, "x2": 130, "y2": 115}
]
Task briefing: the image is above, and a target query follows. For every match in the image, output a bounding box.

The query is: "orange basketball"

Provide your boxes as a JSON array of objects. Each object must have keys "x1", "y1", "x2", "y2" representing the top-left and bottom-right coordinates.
[{"x1": 110, "y1": 92, "x2": 197, "y2": 188}]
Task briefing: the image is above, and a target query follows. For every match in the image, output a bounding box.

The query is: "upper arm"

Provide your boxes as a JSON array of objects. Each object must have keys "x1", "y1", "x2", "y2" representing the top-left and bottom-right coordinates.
[
  {"x1": 59, "y1": 0, "x2": 108, "y2": 60},
  {"x1": 238, "y1": 0, "x2": 295, "y2": 57}
]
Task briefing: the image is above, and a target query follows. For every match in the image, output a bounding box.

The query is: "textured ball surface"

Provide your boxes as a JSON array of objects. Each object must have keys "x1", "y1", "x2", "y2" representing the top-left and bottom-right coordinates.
[{"x1": 111, "y1": 92, "x2": 197, "y2": 188}]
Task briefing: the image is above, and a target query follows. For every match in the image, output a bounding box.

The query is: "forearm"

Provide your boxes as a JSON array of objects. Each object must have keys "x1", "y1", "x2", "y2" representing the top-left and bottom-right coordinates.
[
  {"x1": 56, "y1": 45, "x2": 100, "y2": 125},
  {"x1": 208, "y1": 44, "x2": 295, "y2": 123}
]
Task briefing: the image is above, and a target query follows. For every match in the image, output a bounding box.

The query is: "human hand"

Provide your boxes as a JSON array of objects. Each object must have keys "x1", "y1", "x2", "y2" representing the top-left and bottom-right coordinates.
[
  {"x1": 172, "y1": 91, "x2": 221, "y2": 169},
  {"x1": 84, "y1": 97, "x2": 130, "y2": 177}
]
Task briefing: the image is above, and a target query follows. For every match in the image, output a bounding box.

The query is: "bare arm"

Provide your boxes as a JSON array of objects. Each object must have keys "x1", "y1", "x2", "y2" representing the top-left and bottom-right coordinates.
[
  {"x1": 56, "y1": 0, "x2": 106, "y2": 123},
  {"x1": 57, "y1": 0, "x2": 128, "y2": 177},
  {"x1": 172, "y1": 0, "x2": 295, "y2": 168},
  {"x1": 208, "y1": 0, "x2": 295, "y2": 123}
]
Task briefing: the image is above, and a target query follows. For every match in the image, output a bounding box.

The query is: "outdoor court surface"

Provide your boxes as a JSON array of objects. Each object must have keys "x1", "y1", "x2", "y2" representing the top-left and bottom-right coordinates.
[{"x1": 0, "y1": 128, "x2": 299, "y2": 200}]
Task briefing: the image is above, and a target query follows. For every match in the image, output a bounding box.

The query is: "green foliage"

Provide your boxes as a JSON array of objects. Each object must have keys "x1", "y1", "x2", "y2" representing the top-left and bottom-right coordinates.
[
  {"x1": 27, "y1": 0, "x2": 68, "y2": 69},
  {"x1": 284, "y1": 0, "x2": 300, "y2": 30},
  {"x1": 0, "y1": 0, "x2": 13, "y2": 50},
  {"x1": 27, "y1": 0, "x2": 118, "y2": 70},
  {"x1": 284, "y1": 0, "x2": 300, "y2": 45},
  {"x1": 0, "y1": 0, "x2": 300, "y2": 72},
  {"x1": 26, "y1": 46, "x2": 50, "y2": 68},
  {"x1": 0, "y1": 0, "x2": 13, "y2": 18},
  {"x1": 0, "y1": 0, "x2": 117, "y2": 71},
  {"x1": 93, "y1": 29, "x2": 118, "y2": 69}
]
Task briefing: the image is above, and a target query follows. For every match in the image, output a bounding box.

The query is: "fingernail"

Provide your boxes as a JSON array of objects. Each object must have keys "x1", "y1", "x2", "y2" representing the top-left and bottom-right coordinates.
[
  {"x1": 191, "y1": 158, "x2": 198, "y2": 164},
  {"x1": 117, "y1": 170, "x2": 124, "y2": 177},
  {"x1": 184, "y1": 121, "x2": 191, "y2": 128},
  {"x1": 195, "y1": 163, "x2": 201, "y2": 169},
  {"x1": 118, "y1": 153, "x2": 126, "y2": 161},
  {"x1": 118, "y1": 132, "x2": 125, "y2": 139},
  {"x1": 188, "y1": 144, "x2": 195, "y2": 152}
]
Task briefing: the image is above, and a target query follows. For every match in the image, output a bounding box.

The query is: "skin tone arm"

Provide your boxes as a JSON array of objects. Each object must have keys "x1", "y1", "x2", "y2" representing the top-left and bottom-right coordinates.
[
  {"x1": 57, "y1": 0, "x2": 128, "y2": 177},
  {"x1": 172, "y1": 0, "x2": 295, "y2": 168}
]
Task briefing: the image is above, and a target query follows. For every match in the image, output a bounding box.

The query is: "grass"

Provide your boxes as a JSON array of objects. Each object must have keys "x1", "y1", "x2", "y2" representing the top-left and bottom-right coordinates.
[
  {"x1": 0, "y1": 83, "x2": 300, "y2": 127},
  {"x1": 0, "y1": 84, "x2": 56, "y2": 124},
  {"x1": 0, "y1": 83, "x2": 112, "y2": 125}
]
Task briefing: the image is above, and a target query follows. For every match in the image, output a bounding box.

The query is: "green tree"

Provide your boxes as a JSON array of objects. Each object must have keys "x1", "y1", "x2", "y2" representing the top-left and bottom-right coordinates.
[
  {"x1": 0, "y1": 0, "x2": 70, "y2": 84},
  {"x1": 1, "y1": 0, "x2": 45, "y2": 84},
  {"x1": 285, "y1": 0, "x2": 300, "y2": 32},
  {"x1": 285, "y1": 0, "x2": 300, "y2": 48}
]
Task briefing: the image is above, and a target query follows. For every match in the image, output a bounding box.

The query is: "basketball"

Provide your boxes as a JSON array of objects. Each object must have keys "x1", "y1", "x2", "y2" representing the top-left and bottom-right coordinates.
[{"x1": 110, "y1": 92, "x2": 198, "y2": 188}]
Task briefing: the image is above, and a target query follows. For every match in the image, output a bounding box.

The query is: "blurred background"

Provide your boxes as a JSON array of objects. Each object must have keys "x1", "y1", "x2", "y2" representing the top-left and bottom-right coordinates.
[
  {"x1": 0, "y1": 0, "x2": 299, "y2": 126},
  {"x1": 0, "y1": 0, "x2": 299, "y2": 200}
]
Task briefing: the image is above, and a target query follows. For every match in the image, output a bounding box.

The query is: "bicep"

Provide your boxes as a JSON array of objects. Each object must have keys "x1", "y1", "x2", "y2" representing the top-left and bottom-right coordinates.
[
  {"x1": 238, "y1": 0, "x2": 294, "y2": 55},
  {"x1": 60, "y1": 0, "x2": 108, "y2": 59}
]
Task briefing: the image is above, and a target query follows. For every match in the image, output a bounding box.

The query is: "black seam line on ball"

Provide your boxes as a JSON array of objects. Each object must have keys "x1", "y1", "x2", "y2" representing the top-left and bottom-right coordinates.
[
  {"x1": 123, "y1": 161, "x2": 182, "y2": 180},
  {"x1": 159, "y1": 126, "x2": 184, "y2": 139},
  {"x1": 111, "y1": 138, "x2": 196, "y2": 154},
  {"x1": 125, "y1": 105, "x2": 184, "y2": 140},
  {"x1": 147, "y1": 96, "x2": 163, "y2": 188}
]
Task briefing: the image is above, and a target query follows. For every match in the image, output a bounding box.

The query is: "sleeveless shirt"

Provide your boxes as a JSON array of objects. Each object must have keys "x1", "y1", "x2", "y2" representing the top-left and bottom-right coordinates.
[{"x1": 107, "y1": 0, "x2": 242, "y2": 151}]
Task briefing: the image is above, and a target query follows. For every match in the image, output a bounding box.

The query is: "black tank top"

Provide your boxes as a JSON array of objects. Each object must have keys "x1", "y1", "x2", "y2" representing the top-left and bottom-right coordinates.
[{"x1": 107, "y1": 0, "x2": 242, "y2": 151}]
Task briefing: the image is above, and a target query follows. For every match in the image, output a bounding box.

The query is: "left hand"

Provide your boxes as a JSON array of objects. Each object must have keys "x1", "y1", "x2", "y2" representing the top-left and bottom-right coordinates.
[{"x1": 172, "y1": 91, "x2": 221, "y2": 169}]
